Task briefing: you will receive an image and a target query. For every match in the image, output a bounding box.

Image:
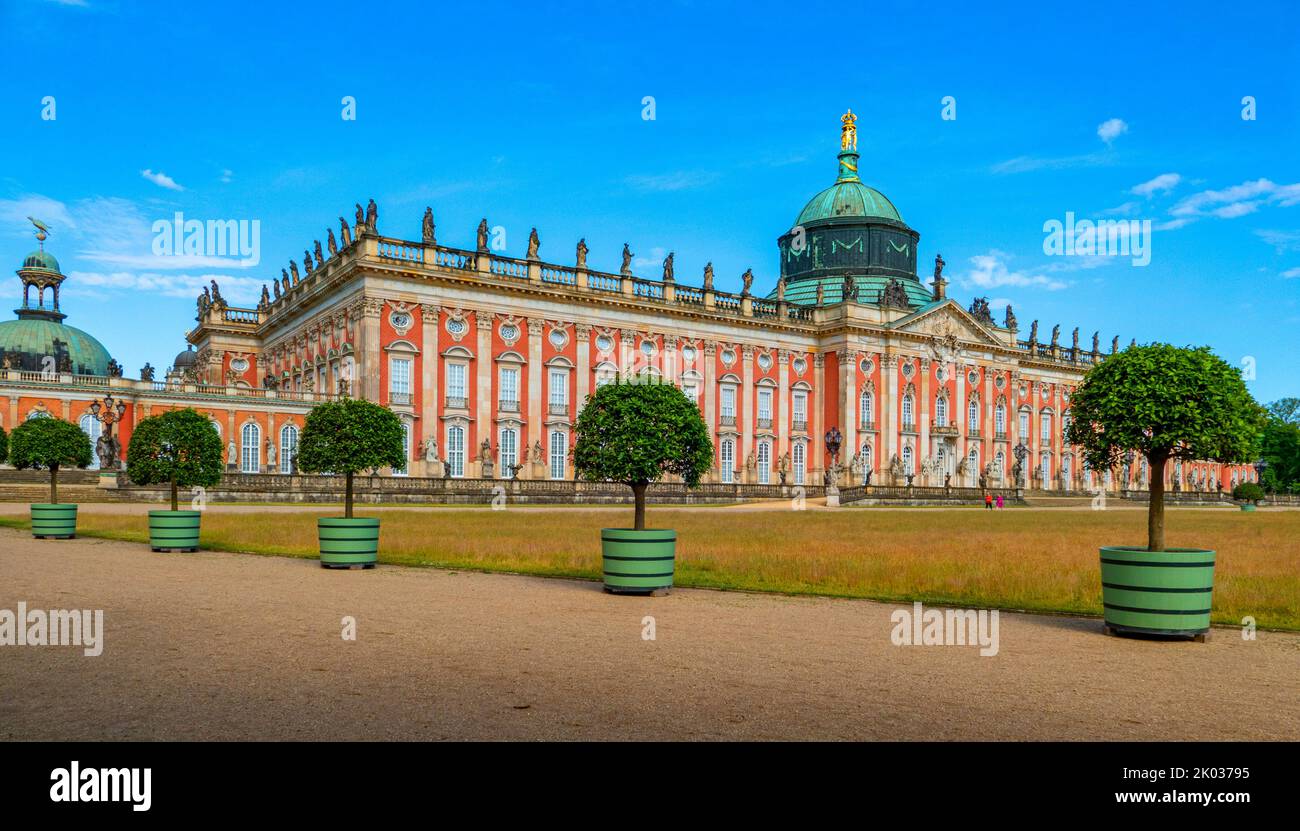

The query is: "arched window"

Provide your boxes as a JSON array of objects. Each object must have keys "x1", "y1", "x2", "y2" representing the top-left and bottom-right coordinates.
[
  {"x1": 26, "y1": 409, "x2": 52, "y2": 421},
  {"x1": 757, "y1": 439, "x2": 771, "y2": 485},
  {"x1": 446, "y1": 425, "x2": 465, "y2": 477},
  {"x1": 1040, "y1": 452, "x2": 1051, "y2": 484},
  {"x1": 968, "y1": 400, "x2": 979, "y2": 433},
  {"x1": 720, "y1": 438, "x2": 735, "y2": 483},
  {"x1": 859, "y1": 390, "x2": 873, "y2": 427},
  {"x1": 240, "y1": 422, "x2": 261, "y2": 473},
  {"x1": 78, "y1": 413, "x2": 103, "y2": 471},
  {"x1": 1040, "y1": 410, "x2": 1053, "y2": 443},
  {"x1": 995, "y1": 403, "x2": 1006, "y2": 435},
  {"x1": 792, "y1": 441, "x2": 806, "y2": 485},
  {"x1": 279, "y1": 424, "x2": 299, "y2": 474},
  {"x1": 902, "y1": 394, "x2": 914, "y2": 429},
  {"x1": 1062, "y1": 455, "x2": 1072, "y2": 491},
  {"x1": 498, "y1": 427, "x2": 517, "y2": 479},
  {"x1": 902, "y1": 444, "x2": 914, "y2": 474},
  {"x1": 935, "y1": 395, "x2": 948, "y2": 427},
  {"x1": 860, "y1": 442, "x2": 872, "y2": 475},
  {"x1": 995, "y1": 450, "x2": 1005, "y2": 476},
  {"x1": 549, "y1": 430, "x2": 567, "y2": 479},
  {"x1": 1019, "y1": 408, "x2": 1030, "y2": 441},
  {"x1": 967, "y1": 447, "x2": 979, "y2": 486}
]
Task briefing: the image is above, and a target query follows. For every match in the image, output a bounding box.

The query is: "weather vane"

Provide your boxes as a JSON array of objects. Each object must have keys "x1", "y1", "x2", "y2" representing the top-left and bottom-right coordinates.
[{"x1": 28, "y1": 216, "x2": 50, "y2": 246}]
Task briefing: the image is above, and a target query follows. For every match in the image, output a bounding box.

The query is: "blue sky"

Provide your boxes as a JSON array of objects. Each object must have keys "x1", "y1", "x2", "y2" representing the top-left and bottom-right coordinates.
[{"x1": 1, "y1": 0, "x2": 1297, "y2": 402}]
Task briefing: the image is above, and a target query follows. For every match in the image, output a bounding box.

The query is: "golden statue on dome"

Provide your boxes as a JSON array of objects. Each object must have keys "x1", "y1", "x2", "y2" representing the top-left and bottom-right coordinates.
[{"x1": 840, "y1": 109, "x2": 857, "y2": 152}]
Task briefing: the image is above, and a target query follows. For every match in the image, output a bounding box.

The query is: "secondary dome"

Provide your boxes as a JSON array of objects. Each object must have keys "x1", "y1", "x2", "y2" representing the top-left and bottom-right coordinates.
[
  {"x1": 0, "y1": 318, "x2": 113, "y2": 376},
  {"x1": 1, "y1": 221, "x2": 116, "y2": 376},
  {"x1": 795, "y1": 180, "x2": 902, "y2": 226},
  {"x1": 22, "y1": 249, "x2": 60, "y2": 272},
  {"x1": 172, "y1": 345, "x2": 198, "y2": 369}
]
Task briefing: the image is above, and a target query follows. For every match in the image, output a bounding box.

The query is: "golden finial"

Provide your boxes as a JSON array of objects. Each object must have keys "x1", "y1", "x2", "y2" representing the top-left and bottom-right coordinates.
[{"x1": 840, "y1": 108, "x2": 857, "y2": 152}]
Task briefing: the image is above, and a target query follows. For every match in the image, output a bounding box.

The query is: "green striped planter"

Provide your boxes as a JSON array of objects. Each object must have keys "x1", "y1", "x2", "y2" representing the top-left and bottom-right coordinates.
[
  {"x1": 149, "y1": 510, "x2": 202, "y2": 552},
  {"x1": 1240, "y1": 504, "x2": 1257, "y2": 512},
  {"x1": 31, "y1": 503, "x2": 77, "y2": 539},
  {"x1": 602, "y1": 528, "x2": 676, "y2": 594},
  {"x1": 319, "y1": 517, "x2": 380, "y2": 569},
  {"x1": 1100, "y1": 546, "x2": 1215, "y2": 638}
]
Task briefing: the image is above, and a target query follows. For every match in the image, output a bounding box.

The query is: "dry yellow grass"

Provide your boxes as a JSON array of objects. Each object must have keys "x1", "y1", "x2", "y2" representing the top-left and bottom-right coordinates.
[{"x1": 5, "y1": 507, "x2": 1297, "y2": 629}]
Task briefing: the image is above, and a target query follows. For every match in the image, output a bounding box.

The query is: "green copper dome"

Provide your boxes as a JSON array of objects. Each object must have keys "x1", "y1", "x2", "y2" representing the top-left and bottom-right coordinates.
[
  {"x1": 22, "y1": 249, "x2": 60, "y2": 272},
  {"x1": 0, "y1": 318, "x2": 113, "y2": 376},
  {"x1": 776, "y1": 274, "x2": 933, "y2": 307},
  {"x1": 794, "y1": 179, "x2": 902, "y2": 226}
]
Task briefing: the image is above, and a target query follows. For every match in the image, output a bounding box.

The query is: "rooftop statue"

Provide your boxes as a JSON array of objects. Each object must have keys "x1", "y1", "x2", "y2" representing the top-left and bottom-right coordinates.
[
  {"x1": 703, "y1": 262, "x2": 714, "y2": 291},
  {"x1": 662, "y1": 252, "x2": 674, "y2": 282},
  {"x1": 281, "y1": 269, "x2": 290, "y2": 292},
  {"x1": 365, "y1": 199, "x2": 377, "y2": 233},
  {"x1": 354, "y1": 203, "x2": 365, "y2": 230},
  {"x1": 1071, "y1": 327, "x2": 1079, "y2": 352},
  {"x1": 289, "y1": 260, "x2": 299, "y2": 284},
  {"x1": 575, "y1": 238, "x2": 588, "y2": 269},
  {"x1": 840, "y1": 108, "x2": 857, "y2": 152},
  {"x1": 1004, "y1": 304, "x2": 1017, "y2": 330},
  {"x1": 140, "y1": 363, "x2": 154, "y2": 382},
  {"x1": 314, "y1": 239, "x2": 325, "y2": 267},
  {"x1": 477, "y1": 219, "x2": 489, "y2": 253},
  {"x1": 338, "y1": 217, "x2": 352, "y2": 248},
  {"x1": 933, "y1": 252, "x2": 945, "y2": 280},
  {"x1": 304, "y1": 250, "x2": 314, "y2": 273},
  {"x1": 1050, "y1": 324, "x2": 1060, "y2": 347},
  {"x1": 620, "y1": 244, "x2": 634, "y2": 276},
  {"x1": 1029, "y1": 320, "x2": 1039, "y2": 345},
  {"x1": 327, "y1": 228, "x2": 338, "y2": 256},
  {"x1": 1092, "y1": 331, "x2": 1100, "y2": 356},
  {"x1": 968, "y1": 296, "x2": 993, "y2": 325},
  {"x1": 1112, "y1": 336, "x2": 1119, "y2": 354},
  {"x1": 842, "y1": 273, "x2": 858, "y2": 301},
  {"x1": 526, "y1": 227, "x2": 540, "y2": 260},
  {"x1": 879, "y1": 278, "x2": 911, "y2": 309},
  {"x1": 741, "y1": 268, "x2": 754, "y2": 297},
  {"x1": 776, "y1": 276, "x2": 786, "y2": 301},
  {"x1": 422, "y1": 207, "x2": 436, "y2": 245}
]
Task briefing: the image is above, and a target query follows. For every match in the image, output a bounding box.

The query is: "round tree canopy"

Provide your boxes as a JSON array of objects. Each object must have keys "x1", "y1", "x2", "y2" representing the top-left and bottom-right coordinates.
[
  {"x1": 295, "y1": 398, "x2": 406, "y2": 476},
  {"x1": 573, "y1": 380, "x2": 713, "y2": 487},
  {"x1": 8, "y1": 416, "x2": 93, "y2": 471},
  {"x1": 126, "y1": 408, "x2": 224, "y2": 489}
]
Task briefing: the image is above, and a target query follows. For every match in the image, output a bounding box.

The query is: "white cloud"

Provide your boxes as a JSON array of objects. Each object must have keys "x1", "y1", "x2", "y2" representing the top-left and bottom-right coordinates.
[
  {"x1": 220, "y1": 169, "x2": 233, "y2": 184},
  {"x1": 1256, "y1": 229, "x2": 1300, "y2": 253},
  {"x1": 1097, "y1": 118, "x2": 1128, "y2": 145},
  {"x1": 1171, "y1": 178, "x2": 1277, "y2": 217},
  {"x1": 141, "y1": 169, "x2": 184, "y2": 191},
  {"x1": 66, "y1": 270, "x2": 264, "y2": 303},
  {"x1": 624, "y1": 171, "x2": 719, "y2": 192},
  {"x1": 1131, "y1": 173, "x2": 1181, "y2": 197},
  {"x1": 1283, "y1": 268, "x2": 1300, "y2": 280},
  {"x1": 991, "y1": 153, "x2": 1109, "y2": 175},
  {"x1": 956, "y1": 250, "x2": 1067, "y2": 291}
]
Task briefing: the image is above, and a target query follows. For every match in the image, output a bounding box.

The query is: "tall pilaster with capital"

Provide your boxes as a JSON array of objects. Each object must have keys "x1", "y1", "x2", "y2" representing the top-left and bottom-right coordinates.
[{"x1": 475, "y1": 312, "x2": 493, "y2": 476}]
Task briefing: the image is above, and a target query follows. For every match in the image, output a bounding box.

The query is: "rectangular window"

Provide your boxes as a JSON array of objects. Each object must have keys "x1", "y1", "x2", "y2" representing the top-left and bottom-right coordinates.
[
  {"x1": 389, "y1": 357, "x2": 412, "y2": 404},
  {"x1": 1040, "y1": 413, "x2": 1052, "y2": 442},
  {"x1": 757, "y1": 389, "x2": 772, "y2": 422},
  {"x1": 549, "y1": 430, "x2": 566, "y2": 479},
  {"x1": 721, "y1": 386, "x2": 736, "y2": 418},
  {"x1": 682, "y1": 383, "x2": 699, "y2": 407},
  {"x1": 549, "y1": 369, "x2": 568, "y2": 410},
  {"x1": 720, "y1": 439, "x2": 734, "y2": 483},
  {"x1": 447, "y1": 363, "x2": 467, "y2": 400},
  {"x1": 499, "y1": 366, "x2": 519, "y2": 410},
  {"x1": 757, "y1": 440, "x2": 770, "y2": 485},
  {"x1": 793, "y1": 442, "x2": 806, "y2": 485},
  {"x1": 793, "y1": 392, "x2": 807, "y2": 427}
]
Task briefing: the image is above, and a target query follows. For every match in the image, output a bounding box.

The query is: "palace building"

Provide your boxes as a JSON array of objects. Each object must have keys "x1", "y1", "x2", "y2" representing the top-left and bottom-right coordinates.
[{"x1": 0, "y1": 112, "x2": 1257, "y2": 495}]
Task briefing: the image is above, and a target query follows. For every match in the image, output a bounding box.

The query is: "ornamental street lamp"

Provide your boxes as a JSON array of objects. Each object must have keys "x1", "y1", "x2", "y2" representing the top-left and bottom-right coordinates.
[
  {"x1": 823, "y1": 426, "x2": 843, "y2": 488},
  {"x1": 1255, "y1": 459, "x2": 1269, "y2": 492},
  {"x1": 1012, "y1": 441, "x2": 1028, "y2": 488},
  {"x1": 88, "y1": 394, "x2": 128, "y2": 471}
]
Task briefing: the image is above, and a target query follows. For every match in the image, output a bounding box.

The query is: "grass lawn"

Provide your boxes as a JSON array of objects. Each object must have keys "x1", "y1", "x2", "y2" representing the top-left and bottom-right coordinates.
[{"x1": 3, "y1": 507, "x2": 1297, "y2": 630}]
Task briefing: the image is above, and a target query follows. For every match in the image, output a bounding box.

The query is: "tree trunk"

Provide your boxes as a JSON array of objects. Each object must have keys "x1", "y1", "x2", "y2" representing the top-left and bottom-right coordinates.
[
  {"x1": 631, "y1": 482, "x2": 647, "y2": 531},
  {"x1": 170, "y1": 478, "x2": 179, "y2": 512},
  {"x1": 345, "y1": 471, "x2": 354, "y2": 519},
  {"x1": 1147, "y1": 453, "x2": 1167, "y2": 552},
  {"x1": 49, "y1": 463, "x2": 59, "y2": 505}
]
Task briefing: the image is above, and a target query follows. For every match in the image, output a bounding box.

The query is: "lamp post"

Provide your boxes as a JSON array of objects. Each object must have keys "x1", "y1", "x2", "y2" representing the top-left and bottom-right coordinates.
[
  {"x1": 88, "y1": 393, "x2": 128, "y2": 474},
  {"x1": 1255, "y1": 459, "x2": 1269, "y2": 494},
  {"x1": 1012, "y1": 441, "x2": 1028, "y2": 492},
  {"x1": 823, "y1": 427, "x2": 843, "y2": 505}
]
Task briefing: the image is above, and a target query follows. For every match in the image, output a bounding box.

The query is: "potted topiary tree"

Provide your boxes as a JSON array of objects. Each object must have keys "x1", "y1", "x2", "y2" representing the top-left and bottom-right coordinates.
[
  {"x1": 573, "y1": 378, "x2": 712, "y2": 595},
  {"x1": 8, "y1": 416, "x2": 93, "y2": 539},
  {"x1": 1232, "y1": 481, "x2": 1264, "y2": 512},
  {"x1": 1066, "y1": 344, "x2": 1266, "y2": 640},
  {"x1": 126, "y1": 408, "x2": 224, "y2": 552},
  {"x1": 295, "y1": 398, "x2": 405, "y2": 569}
]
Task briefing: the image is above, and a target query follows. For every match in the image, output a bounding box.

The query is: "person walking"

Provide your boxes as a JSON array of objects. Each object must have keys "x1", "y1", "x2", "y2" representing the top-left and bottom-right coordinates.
[
  {"x1": 996, "y1": 494, "x2": 1004, "y2": 510},
  {"x1": 985, "y1": 493, "x2": 993, "y2": 511}
]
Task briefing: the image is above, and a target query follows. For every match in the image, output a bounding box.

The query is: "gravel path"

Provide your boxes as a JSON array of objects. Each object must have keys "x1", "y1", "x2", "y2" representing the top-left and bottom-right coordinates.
[{"x1": 1, "y1": 527, "x2": 1295, "y2": 741}]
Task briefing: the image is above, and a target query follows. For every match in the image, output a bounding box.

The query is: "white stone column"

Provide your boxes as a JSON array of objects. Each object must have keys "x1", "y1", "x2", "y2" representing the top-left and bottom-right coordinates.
[
  {"x1": 420, "y1": 304, "x2": 439, "y2": 476},
  {"x1": 704, "y1": 343, "x2": 717, "y2": 480},
  {"x1": 475, "y1": 312, "x2": 493, "y2": 477},
  {"x1": 777, "y1": 350, "x2": 790, "y2": 459},
  {"x1": 527, "y1": 319, "x2": 543, "y2": 466},
  {"x1": 812, "y1": 353, "x2": 825, "y2": 483},
  {"x1": 575, "y1": 324, "x2": 591, "y2": 411},
  {"x1": 920, "y1": 358, "x2": 931, "y2": 482},
  {"x1": 841, "y1": 348, "x2": 857, "y2": 455},
  {"x1": 360, "y1": 298, "x2": 382, "y2": 402},
  {"x1": 741, "y1": 345, "x2": 754, "y2": 479},
  {"x1": 882, "y1": 353, "x2": 897, "y2": 470}
]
